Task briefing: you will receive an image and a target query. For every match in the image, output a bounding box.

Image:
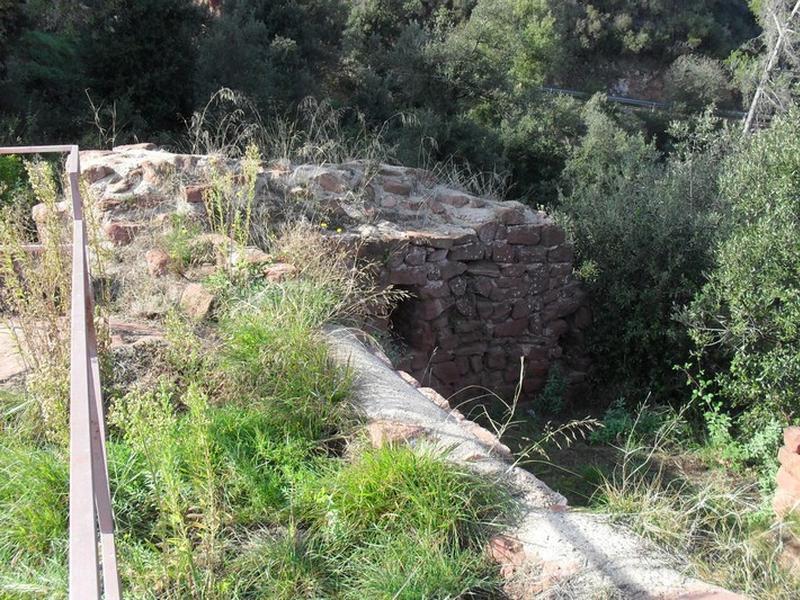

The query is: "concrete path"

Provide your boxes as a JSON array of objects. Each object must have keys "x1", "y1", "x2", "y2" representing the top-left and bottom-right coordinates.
[{"x1": 325, "y1": 326, "x2": 746, "y2": 599}]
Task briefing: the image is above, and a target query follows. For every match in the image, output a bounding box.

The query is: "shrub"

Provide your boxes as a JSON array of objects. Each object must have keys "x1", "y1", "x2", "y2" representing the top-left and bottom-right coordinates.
[
  {"x1": 685, "y1": 109, "x2": 800, "y2": 468},
  {"x1": 665, "y1": 54, "x2": 733, "y2": 110},
  {"x1": 0, "y1": 154, "x2": 25, "y2": 207},
  {"x1": 558, "y1": 98, "x2": 732, "y2": 398},
  {"x1": 595, "y1": 403, "x2": 800, "y2": 598},
  {"x1": 194, "y1": 0, "x2": 346, "y2": 115}
]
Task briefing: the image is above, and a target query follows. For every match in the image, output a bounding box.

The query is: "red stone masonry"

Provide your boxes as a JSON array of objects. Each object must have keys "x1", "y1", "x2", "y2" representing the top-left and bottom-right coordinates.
[{"x1": 74, "y1": 147, "x2": 591, "y2": 405}]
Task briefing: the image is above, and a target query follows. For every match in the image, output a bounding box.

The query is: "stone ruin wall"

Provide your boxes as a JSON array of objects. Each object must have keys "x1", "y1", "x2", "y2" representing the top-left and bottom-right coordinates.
[
  {"x1": 68, "y1": 144, "x2": 591, "y2": 406},
  {"x1": 356, "y1": 213, "x2": 591, "y2": 404}
]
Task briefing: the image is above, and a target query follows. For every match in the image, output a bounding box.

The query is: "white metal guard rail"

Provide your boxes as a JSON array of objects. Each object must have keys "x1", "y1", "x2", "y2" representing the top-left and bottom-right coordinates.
[{"x1": 0, "y1": 145, "x2": 121, "y2": 599}]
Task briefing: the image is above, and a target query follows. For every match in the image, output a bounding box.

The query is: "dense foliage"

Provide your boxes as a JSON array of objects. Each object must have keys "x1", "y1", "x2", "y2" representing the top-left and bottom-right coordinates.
[
  {"x1": 1, "y1": 0, "x2": 797, "y2": 490},
  {"x1": 0, "y1": 0, "x2": 756, "y2": 172},
  {"x1": 559, "y1": 100, "x2": 732, "y2": 398},
  {"x1": 683, "y1": 110, "x2": 800, "y2": 470}
]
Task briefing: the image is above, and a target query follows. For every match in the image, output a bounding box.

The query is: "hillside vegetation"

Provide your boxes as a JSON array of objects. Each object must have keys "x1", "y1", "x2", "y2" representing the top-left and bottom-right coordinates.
[{"x1": 2, "y1": 0, "x2": 800, "y2": 597}]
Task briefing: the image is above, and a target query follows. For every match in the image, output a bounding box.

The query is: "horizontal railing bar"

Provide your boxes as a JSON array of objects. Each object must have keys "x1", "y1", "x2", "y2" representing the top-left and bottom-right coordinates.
[{"x1": 0, "y1": 145, "x2": 75, "y2": 154}]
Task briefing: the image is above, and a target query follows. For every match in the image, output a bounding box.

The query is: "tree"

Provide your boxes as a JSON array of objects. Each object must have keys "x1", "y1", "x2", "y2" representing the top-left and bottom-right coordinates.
[
  {"x1": 78, "y1": 0, "x2": 205, "y2": 139},
  {"x1": 688, "y1": 110, "x2": 800, "y2": 419},
  {"x1": 0, "y1": 0, "x2": 23, "y2": 75},
  {"x1": 195, "y1": 0, "x2": 347, "y2": 113},
  {"x1": 742, "y1": 0, "x2": 800, "y2": 132},
  {"x1": 560, "y1": 98, "x2": 732, "y2": 397},
  {"x1": 664, "y1": 55, "x2": 734, "y2": 110}
]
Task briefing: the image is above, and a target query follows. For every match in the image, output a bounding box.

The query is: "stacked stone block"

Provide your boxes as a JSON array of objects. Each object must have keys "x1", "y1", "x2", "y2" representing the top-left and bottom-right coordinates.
[
  {"x1": 375, "y1": 216, "x2": 589, "y2": 403},
  {"x1": 74, "y1": 144, "x2": 591, "y2": 405}
]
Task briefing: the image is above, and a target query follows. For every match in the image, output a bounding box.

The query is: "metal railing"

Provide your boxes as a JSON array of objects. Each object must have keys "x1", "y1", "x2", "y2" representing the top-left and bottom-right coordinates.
[
  {"x1": 0, "y1": 145, "x2": 121, "y2": 599},
  {"x1": 540, "y1": 86, "x2": 748, "y2": 120}
]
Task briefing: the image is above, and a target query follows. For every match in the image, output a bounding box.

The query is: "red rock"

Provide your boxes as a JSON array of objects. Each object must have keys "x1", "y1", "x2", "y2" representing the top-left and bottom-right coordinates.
[
  {"x1": 418, "y1": 280, "x2": 450, "y2": 299},
  {"x1": 512, "y1": 298, "x2": 534, "y2": 319},
  {"x1": 82, "y1": 164, "x2": 114, "y2": 184},
  {"x1": 397, "y1": 371, "x2": 421, "y2": 387},
  {"x1": 492, "y1": 241, "x2": 516, "y2": 262},
  {"x1": 774, "y1": 488, "x2": 800, "y2": 517},
  {"x1": 476, "y1": 300, "x2": 494, "y2": 319},
  {"x1": 418, "y1": 298, "x2": 450, "y2": 320},
  {"x1": 475, "y1": 221, "x2": 497, "y2": 243},
  {"x1": 406, "y1": 231, "x2": 455, "y2": 249},
  {"x1": 492, "y1": 302, "x2": 512, "y2": 321},
  {"x1": 418, "y1": 386, "x2": 451, "y2": 410},
  {"x1": 435, "y1": 188, "x2": 471, "y2": 207},
  {"x1": 452, "y1": 342, "x2": 488, "y2": 356},
  {"x1": 785, "y1": 427, "x2": 800, "y2": 453},
  {"x1": 506, "y1": 225, "x2": 541, "y2": 245},
  {"x1": 231, "y1": 247, "x2": 272, "y2": 267},
  {"x1": 388, "y1": 266, "x2": 428, "y2": 286},
  {"x1": 497, "y1": 206, "x2": 525, "y2": 225},
  {"x1": 427, "y1": 248, "x2": 448, "y2": 262},
  {"x1": 145, "y1": 248, "x2": 170, "y2": 277},
  {"x1": 455, "y1": 295, "x2": 476, "y2": 318},
  {"x1": 180, "y1": 283, "x2": 215, "y2": 320},
  {"x1": 406, "y1": 322, "x2": 435, "y2": 349},
  {"x1": 382, "y1": 177, "x2": 412, "y2": 195},
  {"x1": 449, "y1": 241, "x2": 484, "y2": 261},
  {"x1": 449, "y1": 276, "x2": 467, "y2": 296},
  {"x1": 494, "y1": 318, "x2": 528, "y2": 337},
  {"x1": 502, "y1": 264, "x2": 526, "y2": 277},
  {"x1": 777, "y1": 465, "x2": 800, "y2": 496},
  {"x1": 432, "y1": 361, "x2": 461, "y2": 384},
  {"x1": 472, "y1": 277, "x2": 494, "y2": 298},
  {"x1": 464, "y1": 421, "x2": 512, "y2": 457},
  {"x1": 112, "y1": 142, "x2": 157, "y2": 152},
  {"x1": 381, "y1": 194, "x2": 399, "y2": 208},
  {"x1": 184, "y1": 184, "x2": 210, "y2": 203},
  {"x1": 497, "y1": 276, "x2": 528, "y2": 290},
  {"x1": 367, "y1": 420, "x2": 424, "y2": 447},
  {"x1": 517, "y1": 246, "x2": 548, "y2": 263},
  {"x1": 487, "y1": 351, "x2": 506, "y2": 369},
  {"x1": 487, "y1": 535, "x2": 526, "y2": 578},
  {"x1": 313, "y1": 171, "x2": 348, "y2": 193},
  {"x1": 103, "y1": 221, "x2": 141, "y2": 245},
  {"x1": 263, "y1": 263, "x2": 297, "y2": 283},
  {"x1": 438, "y1": 260, "x2": 468, "y2": 280},
  {"x1": 404, "y1": 247, "x2": 427, "y2": 266},
  {"x1": 541, "y1": 224, "x2": 566, "y2": 246},
  {"x1": 466, "y1": 260, "x2": 500, "y2": 277},
  {"x1": 778, "y1": 446, "x2": 800, "y2": 481}
]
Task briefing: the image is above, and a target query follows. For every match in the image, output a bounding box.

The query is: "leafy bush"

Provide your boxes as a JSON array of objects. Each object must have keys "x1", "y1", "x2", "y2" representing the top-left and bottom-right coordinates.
[
  {"x1": 77, "y1": 0, "x2": 204, "y2": 140},
  {"x1": 590, "y1": 399, "x2": 677, "y2": 444},
  {"x1": 0, "y1": 154, "x2": 25, "y2": 206},
  {"x1": 665, "y1": 54, "x2": 734, "y2": 109},
  {"x1": 559, "y1": 98, "x2": 732, "y2": 398},
  {"x1": 686, "y1": 109, "x2": 800, "y2": 467}
]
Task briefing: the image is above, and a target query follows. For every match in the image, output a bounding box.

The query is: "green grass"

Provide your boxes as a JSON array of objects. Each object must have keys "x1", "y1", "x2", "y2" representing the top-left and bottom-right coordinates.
[
  {"x1": 587, "y1": 403, "x2": 800, "y2": 599},
  {"x1": 0, "y1": 271, "x2": 506, "y2": 598}
]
